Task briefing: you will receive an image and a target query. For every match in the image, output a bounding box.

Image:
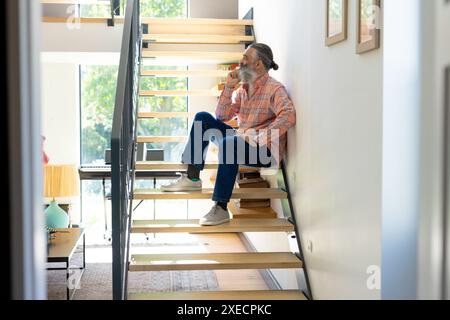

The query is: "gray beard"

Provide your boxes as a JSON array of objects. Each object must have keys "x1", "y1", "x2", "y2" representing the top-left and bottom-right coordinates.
[{"x1": 238, "y1": 66, "x2": 257, "y2": 84}]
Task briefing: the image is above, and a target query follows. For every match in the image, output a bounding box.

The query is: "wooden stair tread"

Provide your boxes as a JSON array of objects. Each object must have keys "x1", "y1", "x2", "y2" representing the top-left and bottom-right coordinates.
[
  {"x1": 142, "y1": 50, "x2": 242, "y2": 63},
  {"x1": 136, "y1": 136, "x2": 188, "y2": 143},
  {"x1": 229, "y1": 201, "x2": 278, "y2": 219},
  {"x1": 140, "y1": 90, "x2": 221, "y2": 97},
  {"x1": 129, "y1": 290, "x2": 306, "y2": 300},
  {"x1": 142, "y1": 18, "x2": 253, "y2": 26},
  {"x1": 138, "y1": 112, "x2": 190, "y2": 119},
  {"x1": 133, "y1": 188, "x2": 287, "y2": 200},
  {"x1": 140, "y1": 69, "x2": 230, "y2": 78},
  {"x1": 136, "y1": 161, "x2": 217, "y2": 170},
  {"x1": 131, "y1": 218, "x2": 294, "y2": 234},
  {"x1": 135, "y1": 161, "x2": 259, "y2": 172},
  {"x1": 143, "y1": 33, "x2": 254, "y2": 44},
  {"x1": 129, "y1": 252, "x2": 302, "y2": 271}
]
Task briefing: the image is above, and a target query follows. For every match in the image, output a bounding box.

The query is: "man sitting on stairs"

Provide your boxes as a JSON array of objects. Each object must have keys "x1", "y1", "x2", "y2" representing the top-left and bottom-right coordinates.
[{"x1": 162, "y1": 43, "x2": 296, "y2": 226}]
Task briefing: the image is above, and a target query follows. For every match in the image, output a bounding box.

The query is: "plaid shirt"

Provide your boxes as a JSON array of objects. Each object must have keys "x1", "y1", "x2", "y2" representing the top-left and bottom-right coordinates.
[{"x1": 216, "y1": 73, "x2": 296, "y2": 162}]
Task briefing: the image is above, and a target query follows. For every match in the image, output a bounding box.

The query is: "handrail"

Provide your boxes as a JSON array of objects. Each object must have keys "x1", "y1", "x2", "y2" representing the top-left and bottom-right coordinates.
[{"x1": 111, "y1": 0, "x2": 141, "y2": 300}]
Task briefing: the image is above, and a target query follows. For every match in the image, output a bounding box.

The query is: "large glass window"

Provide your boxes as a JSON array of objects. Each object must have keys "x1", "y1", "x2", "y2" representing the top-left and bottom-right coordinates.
[
  {"x1": 80, "y1": 65, "x2": 118, "y2": 165},
  {"x1": 79, "y1": 0, "x2": 189, "y2": 246},
  {"x1": 80, "y1": 0, "x2": 188, "y2": 18},
  {"x1": 80, "y1": 4, "x2": 112, "y2": 18},
  {"x1": 139, "y1": 66, "x2": 189, "y2": 162},
  {"x1": 80, "y1": 65, "x2": 118, "y2": 245},
  {"x1": 141, "y1": 0, "x2": 187, "y2": 18}
]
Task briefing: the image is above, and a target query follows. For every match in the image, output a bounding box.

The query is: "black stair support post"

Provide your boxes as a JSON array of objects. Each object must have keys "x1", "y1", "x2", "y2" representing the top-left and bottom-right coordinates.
[
  {"x1": 108, "y1": 0, "x2": 121, "y2": 27},
  {"x1": 279, "y1": 160, "x2": 313, "y2": 300},
  {"x1": 243, "y1": 7, "x2": 255, "y2": 49},
  {"x1": 142, "y1": 24, "x2": 149, "y2": 49}
]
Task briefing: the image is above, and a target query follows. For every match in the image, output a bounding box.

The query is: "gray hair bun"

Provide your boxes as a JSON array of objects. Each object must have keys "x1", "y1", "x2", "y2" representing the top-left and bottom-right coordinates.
[
  {"x1": 271, "y1": 61, "x2": 279, "y2": 71},
  {"x1": 249, "y1": 43, "x2": 279, "y2": 71}
]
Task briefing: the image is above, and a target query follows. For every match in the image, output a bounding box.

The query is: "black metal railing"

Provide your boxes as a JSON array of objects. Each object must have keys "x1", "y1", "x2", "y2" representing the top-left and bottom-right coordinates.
[
  {"x1": 108, "y1": 0, "x2": 122, "y2": 27},
  {"x1": 278, "y1": 160, "x2": 313, "y2": 300},
  {"x1": 111, "y1": 0, "x2": 141, "y2": 300}
]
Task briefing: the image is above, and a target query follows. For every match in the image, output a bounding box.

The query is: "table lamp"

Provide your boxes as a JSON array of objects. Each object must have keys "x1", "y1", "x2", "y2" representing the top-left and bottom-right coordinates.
[{"x1": 44, "y1": 165, "x2": 80, "y2": 228}]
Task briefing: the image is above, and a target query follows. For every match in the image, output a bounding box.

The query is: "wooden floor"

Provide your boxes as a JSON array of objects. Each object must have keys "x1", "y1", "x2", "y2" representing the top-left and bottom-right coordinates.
[
  {"x1": 193, "y1": 233, "x2": 270, "y2": 291},
  {"x1": 130, "y1": 233, "x2": 269, "y2": 291}
]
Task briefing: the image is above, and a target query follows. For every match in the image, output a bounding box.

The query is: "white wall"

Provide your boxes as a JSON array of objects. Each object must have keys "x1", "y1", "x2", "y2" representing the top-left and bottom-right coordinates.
[
  {"x1": 189, "y1": 0, "x2": 238, "y2": 19},
  {"x1": 42, "y1": 63, "x2": 80, "y2": 165},
  {"x1": 239, "y1": 0, "x2": 382, "y2": 300},
  {"x1": 42, "y1": 22, "x2": 123, "y2": 53},
  {"x1": 41, "y1": 62, "x2": 81, "y2": 223},
  {"x1": 41, "y1": 0, "x2": 239, "y2": 53}
]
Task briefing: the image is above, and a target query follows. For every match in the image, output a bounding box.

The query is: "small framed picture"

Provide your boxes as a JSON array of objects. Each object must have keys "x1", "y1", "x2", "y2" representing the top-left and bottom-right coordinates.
[
  {"x1": 356, "y1": 0, "x2": 381, "y2": 54},
  {"x1": 325, "y1": 0, "x2": 348, "y2": 46}
]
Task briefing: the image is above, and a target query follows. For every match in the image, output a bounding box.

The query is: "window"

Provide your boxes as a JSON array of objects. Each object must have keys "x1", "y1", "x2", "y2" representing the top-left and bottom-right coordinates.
[
  {"x1": 79, "y1": 0, "x2": 188, "y2": 245},
  {"x1": 80, "y1": 0, "x2": 188, "y2": 18},
  {"x1": 80, "y1": 65, "x2": 118, "y2": 245},
  {"x1": 80, "y1": 4, "x2": 112, "y2": 18},
  {"x1": 80, "y1": 65, "x2": 118, "y2": 166},
  {"x1": 80, "y1": 0, "x2": 126, "y2": 18},
  {"x1": 141, "y1": 0, "x2": 187, "y2": 18},
  {"x1": 139, "y1": 66, "x2": 189, "y2": 162}
]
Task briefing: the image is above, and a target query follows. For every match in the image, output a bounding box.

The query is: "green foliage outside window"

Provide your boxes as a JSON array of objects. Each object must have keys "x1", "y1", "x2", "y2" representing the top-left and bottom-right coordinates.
[
  {"x1": 81, "y1": 1, "x2": 188, "y2": 167},
  {"x1": 361, "y1": 0, "x2": 374, "y2": 20},
  {"x1": 80, "y1": 0, "x2": 187, "y2": 18},
  {"x1": 138, "y1": 66, "x2": 189, "y2": 160},
  {"x1": 139, "y1": 66, "x2": 188, "y2": 137},
  {"x1": 329, "y1": 0, "x2": 343, "y2": 20},
  {"x1": 140, "y1": 0, "x2": 187, "y2": 18},
  {"x1": 81, "y1": 65, "x2": 118, "y2": 165},
  {"x1": 80, "y1": 4, "x2": 111, "y2": 18},
  {"x1": 80, "y1": 0, "x2": 189, "y2": 241}
]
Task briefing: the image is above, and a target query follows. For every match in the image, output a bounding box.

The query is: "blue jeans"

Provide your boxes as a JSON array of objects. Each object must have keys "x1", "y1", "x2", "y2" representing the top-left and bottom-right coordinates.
[{"x1": 182, "y1": 112, "x2": 273, "y2": 203}]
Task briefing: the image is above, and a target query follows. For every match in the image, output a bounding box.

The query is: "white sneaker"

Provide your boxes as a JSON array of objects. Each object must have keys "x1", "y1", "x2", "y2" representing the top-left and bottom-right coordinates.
[
  {"x1": 199, "y1": 204, "x2": 231, "y2": 226},
  {"x1": 161, "y1": 173, "x2": 202, "y2": 192}
]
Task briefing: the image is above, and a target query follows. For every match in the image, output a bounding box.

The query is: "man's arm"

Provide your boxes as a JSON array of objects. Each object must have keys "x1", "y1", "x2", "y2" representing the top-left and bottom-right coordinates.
[
  {"x1": 258, "y1": 86, "x2": 296, "y2": 145},
  {"x1": 215, "y1": 87, "x2": 241, "y2": 122},
  {"x1": 216, "y1": 69, "x2": 242, "y2": 122}
]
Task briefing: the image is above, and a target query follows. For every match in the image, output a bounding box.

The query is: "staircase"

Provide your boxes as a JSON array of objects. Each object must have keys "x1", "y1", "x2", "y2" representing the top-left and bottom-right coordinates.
[{"x1": 111, "y1": 0, "x2": 311, "y2": 301}]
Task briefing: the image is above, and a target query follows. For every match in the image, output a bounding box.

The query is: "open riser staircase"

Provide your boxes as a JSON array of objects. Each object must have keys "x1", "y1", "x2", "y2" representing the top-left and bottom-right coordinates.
[{"x1": 111, "y1": 0, "x2": 311, "y2": 301}]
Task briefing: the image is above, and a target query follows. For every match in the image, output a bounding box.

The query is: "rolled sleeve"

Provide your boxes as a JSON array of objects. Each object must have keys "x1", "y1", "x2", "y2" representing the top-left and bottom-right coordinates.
[
  {"x1": 215, "y1": 87, "x2": 241, "y2": 122},
  {"x1": 258, "y1": 86, "x2": 296, "y2": 146}
]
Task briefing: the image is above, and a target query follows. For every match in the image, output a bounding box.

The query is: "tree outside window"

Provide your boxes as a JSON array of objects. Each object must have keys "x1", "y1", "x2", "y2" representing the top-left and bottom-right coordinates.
[
  {"x1": 80, "y1": 0, "x2": 187, "y2": 18},
  {"x1": 80, "y1": 0, "x2": 188, "y2": 245}
]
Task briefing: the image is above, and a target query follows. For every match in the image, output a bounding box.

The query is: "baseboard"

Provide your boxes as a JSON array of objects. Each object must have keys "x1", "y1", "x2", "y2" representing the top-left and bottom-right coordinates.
[{"x1": 238, "y1": 233, "x2": 282, "y2": 291}]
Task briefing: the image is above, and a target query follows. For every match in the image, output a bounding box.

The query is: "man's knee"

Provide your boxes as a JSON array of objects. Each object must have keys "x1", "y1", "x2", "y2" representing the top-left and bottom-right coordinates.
[
  {"x1": 194, "y1": 111, "x2": 214, "y2": 122},
  {"x1": 217, "y1": 136, "x2": 238, "y2": 164},
  {"x1": 218, "y1": 135, "x2": 237, "y2": 146}
]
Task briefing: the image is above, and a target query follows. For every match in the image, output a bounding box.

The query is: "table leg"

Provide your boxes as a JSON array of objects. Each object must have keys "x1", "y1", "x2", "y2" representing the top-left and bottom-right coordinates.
[
  {"x1": 83, "y1": 234, "x2": 86, "y2": 269},
  {"x1": 103, "y1": 178, "x2": 108, "y2": 237},
  {"x1": 66, "y1": 260, "x2": 69, "y2": 300}
]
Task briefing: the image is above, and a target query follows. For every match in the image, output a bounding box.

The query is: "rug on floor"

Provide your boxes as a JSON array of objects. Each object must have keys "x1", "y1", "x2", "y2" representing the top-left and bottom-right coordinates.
[{"x1": 47, "y1": 262, "x2": 219, "y2": 300}]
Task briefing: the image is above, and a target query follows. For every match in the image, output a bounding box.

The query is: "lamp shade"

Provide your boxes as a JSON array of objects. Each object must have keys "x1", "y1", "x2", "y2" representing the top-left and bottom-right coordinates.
[{"x1": 44, "y1": 164, "x2": 80, "y2": 198}]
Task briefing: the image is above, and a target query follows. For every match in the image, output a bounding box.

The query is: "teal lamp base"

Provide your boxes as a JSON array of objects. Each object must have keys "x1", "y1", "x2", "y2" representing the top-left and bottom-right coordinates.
[{"x1": 45, "y1": 200, "x2": 69, "y2": 228}]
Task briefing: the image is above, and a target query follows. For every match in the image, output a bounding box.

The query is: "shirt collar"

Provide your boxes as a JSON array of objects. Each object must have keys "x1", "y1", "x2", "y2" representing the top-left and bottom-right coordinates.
[{"x1": 252, "y1": 73, "x2": 269, "y2": 89}]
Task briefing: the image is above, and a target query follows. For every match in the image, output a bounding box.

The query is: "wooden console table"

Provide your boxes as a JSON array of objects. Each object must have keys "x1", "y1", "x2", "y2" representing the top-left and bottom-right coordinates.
[{"x1": 47, "y1": 228, "x2": 85, "y2": 300}]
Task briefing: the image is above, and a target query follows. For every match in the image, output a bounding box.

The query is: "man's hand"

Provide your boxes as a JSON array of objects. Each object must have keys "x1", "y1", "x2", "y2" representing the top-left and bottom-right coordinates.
[
  {"x1": 246, "y1": 135, "x2": 258, "y2": 147},
  {"x1": 239, "y1": 132, "x2": 258, "y2": 148},
  {"x1": 225, "y1": 69, "x2": 240, "y2": 89}
]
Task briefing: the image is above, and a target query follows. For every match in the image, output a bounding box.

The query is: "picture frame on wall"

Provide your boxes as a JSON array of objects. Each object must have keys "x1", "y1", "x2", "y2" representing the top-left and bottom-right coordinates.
[
  {"x1": 356, "y1": 0, "x2": 381, "y2": 54},
  {"x1": 325, "y1": 0, "x2": 348, "y2": 46}
]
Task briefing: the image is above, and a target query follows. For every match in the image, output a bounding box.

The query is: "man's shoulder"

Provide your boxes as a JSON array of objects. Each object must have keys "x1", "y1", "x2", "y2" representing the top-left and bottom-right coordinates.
[
  {"x1": 266, "y1": 76, "x2": 284, "y2": 90},
  {"x1": 266, "y1": 76, "x2": 286, "y2": 92}
]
